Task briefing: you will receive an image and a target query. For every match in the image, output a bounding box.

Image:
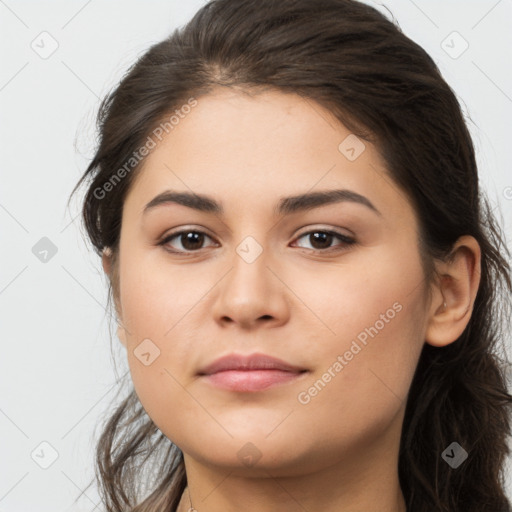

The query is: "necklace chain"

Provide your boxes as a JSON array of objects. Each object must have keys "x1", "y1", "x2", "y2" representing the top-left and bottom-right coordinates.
[{"x1": 187, "y1": 487, "x2": 197, "y2": 512}]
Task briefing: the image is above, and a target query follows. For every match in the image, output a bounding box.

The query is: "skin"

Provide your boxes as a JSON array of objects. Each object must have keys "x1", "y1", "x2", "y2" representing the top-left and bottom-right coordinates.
[{"x1": 102, "y1": 87, "x2": 481, "y2": 512}]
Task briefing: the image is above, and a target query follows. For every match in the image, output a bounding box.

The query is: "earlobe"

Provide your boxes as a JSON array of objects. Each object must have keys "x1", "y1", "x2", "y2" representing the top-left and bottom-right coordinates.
[
  {"x1": 103, "y1": 247, "x2": 125, "y2": 347},
  {"x1": 117, "y1": 323, "x2": 127, "y2": 348},
  {"x1": 102, "y1": 247, "x2": 112, "y2": 276},
  {"x1": 425, "y1": 235, "x2": 481, "y2": 348}
]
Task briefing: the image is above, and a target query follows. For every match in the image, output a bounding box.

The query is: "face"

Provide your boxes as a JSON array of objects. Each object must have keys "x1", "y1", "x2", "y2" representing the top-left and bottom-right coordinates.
[{"x1": 113, "y1": 87, "x2": 431, "y2": 476}]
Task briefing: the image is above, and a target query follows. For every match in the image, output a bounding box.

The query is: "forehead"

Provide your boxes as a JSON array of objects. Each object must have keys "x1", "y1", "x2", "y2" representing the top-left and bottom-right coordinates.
[{"x1": 123, "y1": 88, "x2": 411, "y2": 223}]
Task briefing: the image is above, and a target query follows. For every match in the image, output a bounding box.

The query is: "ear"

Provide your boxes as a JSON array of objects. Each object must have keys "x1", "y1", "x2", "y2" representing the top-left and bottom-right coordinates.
[
  {"x1": 117, "y1": 322, "x2": 127, "y2": 348},
  {"x1": 102, "y1": 247, "x2": 127, "y2": 348},
  {"x1": 425, "y1": 235, "x2": 481, "y2": 347},
  {"x1": 102, "y1": 247, "x2": 112, "y2": 276}
]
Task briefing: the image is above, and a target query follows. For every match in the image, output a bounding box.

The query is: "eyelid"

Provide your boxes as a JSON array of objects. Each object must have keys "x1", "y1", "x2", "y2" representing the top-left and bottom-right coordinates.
[
  {"x1": 158, "y1": 224, "x2": 215, "y2": 241},
  {"x1": 295, "y1": 224, "x2": 354, "y2": 238},
  {"x1": 159, "y1": 224, "x2": 353, "y2": 240}
]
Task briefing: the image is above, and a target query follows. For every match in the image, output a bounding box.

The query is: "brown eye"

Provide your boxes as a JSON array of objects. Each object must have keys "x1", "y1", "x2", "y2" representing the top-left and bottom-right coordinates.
[
  {"x1": 160, "y1": 230, "x2": 216, "y2": 253},
  {"x1": 294, "y1": 230, "x2": 355, "y2": 252}
]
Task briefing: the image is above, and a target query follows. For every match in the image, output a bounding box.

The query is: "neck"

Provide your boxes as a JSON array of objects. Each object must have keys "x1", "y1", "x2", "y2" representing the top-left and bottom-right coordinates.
[{"x1": 176, "y1": 410, "x2": 407, "y2": 512}]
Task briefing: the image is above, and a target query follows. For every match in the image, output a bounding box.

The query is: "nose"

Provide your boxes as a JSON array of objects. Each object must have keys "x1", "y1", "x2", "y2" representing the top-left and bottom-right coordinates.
[{"x1": 211, "y1": 241, "x2": 291, "y2": 330}]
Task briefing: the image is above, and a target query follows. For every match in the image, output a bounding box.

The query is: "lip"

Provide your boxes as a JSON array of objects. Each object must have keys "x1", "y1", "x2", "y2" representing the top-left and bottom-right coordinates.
[{"x1": 197, "y1": 352, "x2": 308, "y2": 392}]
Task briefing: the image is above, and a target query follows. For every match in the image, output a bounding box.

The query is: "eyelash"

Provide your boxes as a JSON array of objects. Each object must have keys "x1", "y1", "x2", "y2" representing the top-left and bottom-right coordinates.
[{"x1": 158, "y1": 228, "x2": 356, "y2": 255}]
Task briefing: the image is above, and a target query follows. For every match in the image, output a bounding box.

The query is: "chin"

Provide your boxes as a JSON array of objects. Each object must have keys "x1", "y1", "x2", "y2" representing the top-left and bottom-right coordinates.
[{"x1": 179, "y1": 432, "x2": 322, "y2": 476}]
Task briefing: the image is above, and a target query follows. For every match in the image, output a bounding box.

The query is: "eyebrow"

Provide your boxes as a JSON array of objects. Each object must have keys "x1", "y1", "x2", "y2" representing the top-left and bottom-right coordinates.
[{"x1": 143, "y1": 188, "x2": 381, "y2": 217}]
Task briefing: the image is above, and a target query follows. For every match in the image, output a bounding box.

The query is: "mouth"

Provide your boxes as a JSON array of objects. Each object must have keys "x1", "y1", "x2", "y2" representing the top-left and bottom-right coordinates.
[{"x1": 197, "y1": 352, "x2": 309, "y2": 392}]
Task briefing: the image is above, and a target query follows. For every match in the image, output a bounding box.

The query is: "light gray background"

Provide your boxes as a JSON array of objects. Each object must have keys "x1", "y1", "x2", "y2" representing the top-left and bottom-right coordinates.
[{"x1": 1, "y1": 1, "x2": 511, "y2": 511}]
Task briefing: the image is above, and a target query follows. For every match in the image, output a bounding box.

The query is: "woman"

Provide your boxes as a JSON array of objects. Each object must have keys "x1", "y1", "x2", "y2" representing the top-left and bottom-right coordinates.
[{"x1": 70, "y1": 0, "x2": 512, "y2": 510}]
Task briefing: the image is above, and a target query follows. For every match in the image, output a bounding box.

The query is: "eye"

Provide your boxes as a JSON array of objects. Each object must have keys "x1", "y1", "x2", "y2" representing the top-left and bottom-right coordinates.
[
  {"x1": 158, "y1": 227, "x2": 356, "y2": 254},
  {"x1": 159, "y1": 229, "x2": 217, "y2": 253},
  {"x1": 292, "y1": 229, "x2": 356, "y2": 252}
]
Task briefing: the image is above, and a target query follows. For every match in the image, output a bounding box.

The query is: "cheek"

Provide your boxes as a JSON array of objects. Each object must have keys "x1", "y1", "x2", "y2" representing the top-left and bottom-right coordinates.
[
  {"x1": 117, "y1": 249, "x2": 220, "y2": 430},
  {"x1": 295, "y1": 251, "x2": 428, "y2": 438},
  {"x1": 294, "y1": 294, "x2": 425, "y2": 456},
  {"x1": 118, "y1": 247, "x2": 210, "y2": 343},
  {"x1": 295, "y1": 242, "x2": 427, "y2": 354}
]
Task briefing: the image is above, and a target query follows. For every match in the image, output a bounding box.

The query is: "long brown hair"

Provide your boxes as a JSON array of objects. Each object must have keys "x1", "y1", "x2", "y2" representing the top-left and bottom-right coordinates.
[{"x1": 70, "y1": 0, "x2": 512, "y2": 510}]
